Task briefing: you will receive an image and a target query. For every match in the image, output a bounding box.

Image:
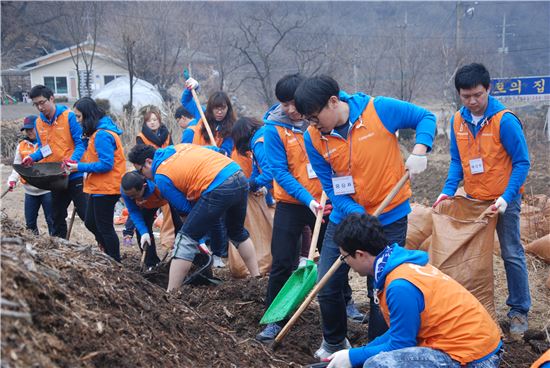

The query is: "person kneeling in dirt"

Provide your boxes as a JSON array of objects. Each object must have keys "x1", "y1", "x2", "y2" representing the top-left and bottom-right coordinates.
[
  {"x1": 121, "y1": 171, "x2": 184, "y2": 269},
  {"x1": 127, "y1": 143, "x2": 260, "y2": 291},
  {"x1": 325, "y1": 213, "x2": 503, "y2": 368}
]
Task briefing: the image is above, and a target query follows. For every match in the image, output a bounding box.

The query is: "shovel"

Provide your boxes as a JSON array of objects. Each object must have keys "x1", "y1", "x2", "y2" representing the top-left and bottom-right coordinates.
[
  {"x1": 274, "y1": 171, "x2": 410, "y2": 346},
  {"x1": 183, "y1": 243, "x2": 222, "y2": 286},
  {"x1": 140, "y1": 240, "x2": 150, "y2": 272},
  {"x1": 183, "y1": 69, "x2": 217, "y2": 146},
  {"x1": 1, "y1": 187, "x2": 11, "y2": 199},
  {"x1": 260, "y1": 191, "x2": 328, "y2": 324}
]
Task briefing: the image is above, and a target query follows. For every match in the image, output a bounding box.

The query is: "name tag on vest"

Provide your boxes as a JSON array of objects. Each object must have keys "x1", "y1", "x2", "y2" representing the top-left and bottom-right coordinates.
[
  {"x1": 332, "y1": 175, "x2": 355, "y2": 195},
  {"x1": 469, "y1": 158, "x2": 484, "y2": 174},
  {"x1": 306, "y1": 163, "x2": 318, "y2": 179},
  {"x1": 40, "y1": 144, "x2": 52, "y2": 158}
]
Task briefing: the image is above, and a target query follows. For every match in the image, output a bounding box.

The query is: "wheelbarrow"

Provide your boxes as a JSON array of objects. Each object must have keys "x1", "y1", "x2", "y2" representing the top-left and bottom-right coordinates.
[{"x1": 13, "y1": 162, "x2": 69, "y2": 191}]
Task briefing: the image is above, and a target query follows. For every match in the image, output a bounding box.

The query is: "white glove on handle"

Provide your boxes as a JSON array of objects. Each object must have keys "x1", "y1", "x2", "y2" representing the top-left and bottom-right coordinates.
[
  {"x1": 327, "y1": 349, "x2": 352, "y2": 368},
  {"x1": 492, "y1": 196, "x2": 508, "y2": 214},
  {"x1": 308, "y1": 199, "x2": 323, "y2": 216},
  {"x1": 405, "y1": 153, "x2": 427, "y2": 178},
  {"x1": 185, "y1": 77, "x2": 199, "y2": 91},
  {"x1": 140, "y1": 233, "x2": 151, "y2": 249}
]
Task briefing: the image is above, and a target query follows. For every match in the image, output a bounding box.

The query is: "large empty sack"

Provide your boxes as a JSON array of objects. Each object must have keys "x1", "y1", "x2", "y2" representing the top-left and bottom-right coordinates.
[
  {"x1": 525, "y1": 234, "x2": 550, "y2": 264},
  {"x1": 228, "y1": 193, "x2": 273, "y2": 278},
  {"x1": 406, "y1": 203, "x2": 432, "y2": 251},
  {"x1": 430, "y1": 196, "x2": 498, "y2": 321}
]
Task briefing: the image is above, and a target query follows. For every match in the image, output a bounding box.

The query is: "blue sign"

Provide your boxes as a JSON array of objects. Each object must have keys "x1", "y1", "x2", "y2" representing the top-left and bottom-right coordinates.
[{"x1": 490, "y1": 76, "x2": 550, "y2": 102}]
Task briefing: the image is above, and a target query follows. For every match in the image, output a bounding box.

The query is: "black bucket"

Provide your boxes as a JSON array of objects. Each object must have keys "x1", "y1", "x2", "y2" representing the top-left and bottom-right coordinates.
[{"x1": 13, "y1": 162, "x2": 69, "y2": 191}]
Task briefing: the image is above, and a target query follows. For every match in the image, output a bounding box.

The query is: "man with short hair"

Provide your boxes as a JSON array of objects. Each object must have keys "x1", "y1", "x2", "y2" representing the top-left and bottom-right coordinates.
[
  {"x1": 25, "y1": 85, "x2": 87, "y2": 238},
  {"x1": 325, "y1": 213, "x2": 502, "y2": 368},
  {"x1": 434, "y1": 62, "x2": 531, "y2": 336}
]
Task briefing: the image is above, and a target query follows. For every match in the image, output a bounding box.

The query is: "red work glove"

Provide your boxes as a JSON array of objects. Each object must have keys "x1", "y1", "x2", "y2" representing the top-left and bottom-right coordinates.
[
  {"x1": 432, "y1": 193, "x2": 449, "y2": 208},
  {"x1": 8, "y1": 181, "x2": 16, "y2": 191},
  {"x1": 21, "y1": 156, "x2": 34, "y2": 167}
]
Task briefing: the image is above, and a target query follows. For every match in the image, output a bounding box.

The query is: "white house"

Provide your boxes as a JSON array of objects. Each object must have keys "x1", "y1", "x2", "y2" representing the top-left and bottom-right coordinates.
[{"x1": 17, "y1": 41, "x2": 128, "y2": 100}]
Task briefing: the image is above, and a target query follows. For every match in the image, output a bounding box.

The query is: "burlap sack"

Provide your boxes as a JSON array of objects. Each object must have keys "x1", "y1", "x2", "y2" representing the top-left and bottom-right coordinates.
[
  {"x1": 160, "y1": 204, "x2": 175, "y2": 251},
  {"x1": 546, "y1": 270, "x2": 550, "y2": 290},
  {"x1": 525, "y1": 234, "x2": 550, "y2": 264},
  {"x1": 430, "y1": 195, "x2": 498, "y2": 321},
  {"x1": 228, "y1": 193, "x2": 273, "y2": 278},
  {"x1": 406, "y1": 203, "x2": 432, "y2": 250}
]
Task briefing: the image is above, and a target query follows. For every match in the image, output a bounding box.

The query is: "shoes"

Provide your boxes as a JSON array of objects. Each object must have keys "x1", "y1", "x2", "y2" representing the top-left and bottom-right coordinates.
[
  {"x1": 123, "y1": 235, "x2": 133, "y2": 247},
  {"x1": 314, "y1": 338, "x2": 351, "y2": 360},
  {"x1": 346, "y1": 300, "x2": 365, "y2": 323},
  {"x1": 212, "y1": 255, "x2": 226, "y2": 268},
  {"x1": 509, "y1": 314, "x2": 528, "y2": 336},
  {"x1": 255, "y1": 323, "x2": 282, "y2": 343}
]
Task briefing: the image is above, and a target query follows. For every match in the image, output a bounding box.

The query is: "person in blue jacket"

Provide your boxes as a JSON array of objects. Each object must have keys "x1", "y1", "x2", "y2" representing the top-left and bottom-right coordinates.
[
  {"x1": 175, "y1": 105, "x2": 197, "y2": 142},
  {"x1": 24, "y1": 85, "x2": 88, "y2": 239},
  {"x1": 434, "y1": 63, "x2": 531, "y2": 336},
  {"x1": 121, "y1": 171, "x2": 183, "y2": 269},
  {"x1": 295, "y1": 75, "x2": 436, "y2": 359}
]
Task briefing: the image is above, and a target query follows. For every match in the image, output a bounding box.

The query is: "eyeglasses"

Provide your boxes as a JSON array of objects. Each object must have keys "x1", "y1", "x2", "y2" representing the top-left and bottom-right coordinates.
[
  {"x1": 33, "y1": 99, "x2": 49, "y2": 108},
  {"x1": 340, "y1": 253, "x2": 351, "y2": 263}
]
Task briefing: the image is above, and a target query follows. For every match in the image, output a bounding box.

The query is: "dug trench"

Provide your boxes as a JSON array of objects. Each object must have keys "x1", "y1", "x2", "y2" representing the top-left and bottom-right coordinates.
[{"x1": 2, "y1": 214, "x2": 548, "y2": 368}]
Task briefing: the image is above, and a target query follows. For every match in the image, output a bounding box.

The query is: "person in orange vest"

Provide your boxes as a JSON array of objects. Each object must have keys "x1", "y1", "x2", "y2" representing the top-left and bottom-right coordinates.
[
  {"x1": 531, "y1": 349, "x2": 550, "y2": 368},
  {"x1": 7, "y1": 116, "x2": 54, "y2": 235},
  {"x1": 24, "y1": 85, "x2": 88, "y2": 239},
  {"x1": 434, "y1": 63, "x2": 531, "y2": 337},
  {"x1": 64, "y1": 97, "x2": 125, "y2": 262},
  {"x1": 136, "y1": 106, "x2": 173, "y2": 148},
  {"x1": 127, "y1": 143, "x2": 260, "y2": 291},
  {"x1": 295, "y1": 75, "x2": 436, "y2": 359},
  {"x1": 325, "y1": 213, "x2": 502, "y2": 368},
  {"x1": 175, "y1": 105, "x2": 196, "y2": 141}
]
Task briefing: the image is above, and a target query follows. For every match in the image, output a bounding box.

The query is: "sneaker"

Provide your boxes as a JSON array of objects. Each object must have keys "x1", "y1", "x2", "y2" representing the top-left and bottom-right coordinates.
[
  {"x1": 314, "y1": 338, "x2": 351, "y2": 360},
  {"x1": 212, "y1": 255, "x2": 226, "y2": 268},
  {"x1": 509, "y1": 314, "x2": 528, "y2": 336},
  {"x1": 255, "y1": 323, "x2": 282, "y2": 343},
  {"x1": 123, "y1": 235, "x2": 133, "y2": 247},
  {"x1": 346, "y1": 300, "x2": 365, "y2": 323}
]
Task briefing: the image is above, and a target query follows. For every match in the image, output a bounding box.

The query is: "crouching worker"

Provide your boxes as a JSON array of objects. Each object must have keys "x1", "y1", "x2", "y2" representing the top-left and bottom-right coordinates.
[
  {"x1": 127, "y1": 143, "x2": 260, "y2": 291},
  {"x1": 327, "y1": 213, "x2": 502, "y2": 368},
  {"x1": 121, "y1": 171, "x2": 183, "y2": 269}
]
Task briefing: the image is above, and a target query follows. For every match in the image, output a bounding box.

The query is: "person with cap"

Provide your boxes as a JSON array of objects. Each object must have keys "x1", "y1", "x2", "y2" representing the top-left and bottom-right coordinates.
[
  {"x1": 25, "y1": 84, "x2": 87, "y2": 239},
  {"x1": 7, "y1": 115, "x2": 54, "y2": 235}
]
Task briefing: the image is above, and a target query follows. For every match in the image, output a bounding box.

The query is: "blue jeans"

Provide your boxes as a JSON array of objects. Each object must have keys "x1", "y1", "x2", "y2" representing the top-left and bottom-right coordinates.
[
  {"x1": 496, "y1": 197, "x2": 531, "y2": 317},
  {"x1": 364, "y1": 347, "x2": 501, "y2": 368},
  {"x1": 317, "y1": 216, "x2": 407, "y2": 345},
  {"x1": 174, "y1": 171, "x2": 250, "y2": 261},
  {"x1": 24, "y1": 192, "x2": 54, "y2": 235}
]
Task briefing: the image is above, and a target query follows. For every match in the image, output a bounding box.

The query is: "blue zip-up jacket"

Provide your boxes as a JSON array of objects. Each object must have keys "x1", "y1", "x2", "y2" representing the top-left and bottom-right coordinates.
[
  {"x1": 442, "y1": 95, "x2": 530, "y2": 203},
  {"x1": 181, "y1": 89, "x2": 234, "y2": 155},
  {"x1": 77, "y1": 116, "x2": 123, "y2": 174},
  {"x1": 249, "y1": 126, "x2": 273, "y2": 191},
  {"x1": 264, "y1": 103, "x2": 318, "y2": 206},
  {"x1": 30, "y1": 105, "x2": 85, "y2": 181},
  {"x1": 120, "y1": 177, "x2": 161, "y2": 237},
  {"x1": 151, "y1": 145, "x2": 240, "y2": 214},
  {"x1": 180, "y1": 118, "x2": 199, "y2": 143},
  {"x1": 304, "y1": 91, "x2": 436, "y2": 225},
  {"x1": 348, "y1": 245, "x2": 502, "y2": 367}
]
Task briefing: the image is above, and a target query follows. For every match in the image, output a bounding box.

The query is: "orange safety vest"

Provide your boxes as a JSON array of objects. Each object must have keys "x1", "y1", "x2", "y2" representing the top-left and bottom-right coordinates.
[
  {"x1": 379, "y1": 263, "x2": 501, "y2": 365},
  {"x1": 35, "y1": 110, "x2": 74, "y2": 162},
  {"x1": 139, "y1": 186, "x2": 167, "y2": 209},
  {"x1": 155, "y1": 144, "x2": 233, "y2": 201},
  {"x1": 307, "y1": 98, "x2": 411, "y2": 214},
  {"x1": 531, "y1": 349, "x2": 550, "y2": 368},
  {"x1": 453, "y1": 110, "x2": 524, "y2": 200},
  {"x1": 18, "y1": 140, "x2": 38, "y2": 184},
  {"x1": 189, "y1": 121, "x2": 224, "y2": 147},
  {"x1": 137, "y1": 132, "x2": 171, "y2": 149},
  {"x1": 272, "y1": 125, "x2": 323, "y2": 205},
  {"x1": 231, "y1": 149, "x2": 253, "y2": 178},
  {"x1": 81, "y1": 130, "x2": 126, "y2": 195}
]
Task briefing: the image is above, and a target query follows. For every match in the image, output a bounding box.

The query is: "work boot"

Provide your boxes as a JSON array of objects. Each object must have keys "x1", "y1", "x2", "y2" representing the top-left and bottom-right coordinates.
[
  {"x1": 255, "y1": 323, "x2": 282, "y2": 343},
  {"x1": 212, "y1": 255, "x2": 226, "y2": 268},
  {"x1": 509, "y1": 313, "x2": 528, "y2": 336},
  {"x1": 314, "y1": 338, "x2": 351, "y2": 360},
  {"x1": 346, "y1": 300, "x2": 365, "y2": 323}
]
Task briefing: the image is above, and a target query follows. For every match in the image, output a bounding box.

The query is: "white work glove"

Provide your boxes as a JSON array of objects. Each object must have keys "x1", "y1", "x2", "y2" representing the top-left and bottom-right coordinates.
[
  {"x1": 492, "y1": 196, "x2": 508, "y2": 214},
  {"x1": 185, "y1": 77, "x2": 199, "y2": 91},
  {"x1": 327, "y1": 349, "x2": 351, "y2": 368},
  {"x1": 432, "y1": 193, "x2": 449, "y2": 208},
  {"x1": 65, "y1": 162, "x2": 78, "y2": 172},
  {"x1": 308, "y1": 199, "x2": 323, "y2": 216},
  {"x1": 405, "y1": 153, "x2": 427, "y2": 179},
  {"x1": 253, "y1": 187, "x2": 268, "y2": 197},
  {"x1": 140, "y1": 233, "x2": 151, "y2": 249}
]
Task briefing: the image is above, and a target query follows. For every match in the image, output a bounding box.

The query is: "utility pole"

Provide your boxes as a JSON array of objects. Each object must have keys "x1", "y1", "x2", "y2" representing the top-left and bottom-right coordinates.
[{"x1": 498, "y1": 14, "x2": 513, "y2": 77}]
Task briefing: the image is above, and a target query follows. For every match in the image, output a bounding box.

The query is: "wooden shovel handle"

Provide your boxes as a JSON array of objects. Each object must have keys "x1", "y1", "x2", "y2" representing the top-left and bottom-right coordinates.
[
  {"x1": 308, "y1": 191, "x2": 328, "y2": 261},
  {"x1": 184, "y1": 70, "x2": 217, "y2": 147},
  {"x1": 274, "y1": 171, "x2": 410, "y2": 346},
  {"x1": 66, "y1": 207, "x2": 77, "y2": 241}
]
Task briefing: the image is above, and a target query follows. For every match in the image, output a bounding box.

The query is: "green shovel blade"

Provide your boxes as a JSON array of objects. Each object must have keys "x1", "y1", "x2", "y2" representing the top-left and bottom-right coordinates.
[{"x1": 260, "y1": 260, "x2": 318, "y2": 324}]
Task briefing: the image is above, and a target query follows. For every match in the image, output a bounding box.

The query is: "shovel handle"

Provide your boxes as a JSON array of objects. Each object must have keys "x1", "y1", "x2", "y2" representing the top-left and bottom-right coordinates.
[
  {"x1": 308, "y1": 191, "x2": 328, "y2": 261},
  {"x1": 274, "y1": 171, "x2": 410, "y2": 346},
  {"x1": 66, "y1": 207, "x2": 77, "y2": 241},
  {"x1": 140, "y1": 241, "x2": 150, "y2": 270},
  {"x1": 184, "y1": 70, "x2": 217, "y2": 147},
  {"x1": 1, "y1": 187, "x2": 10, "y2": 199}
]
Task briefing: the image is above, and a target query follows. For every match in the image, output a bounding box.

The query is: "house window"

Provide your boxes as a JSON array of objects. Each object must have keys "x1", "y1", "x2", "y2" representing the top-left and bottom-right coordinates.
[
  {"x1": 104, "y1": 75, "x2": 124, "y2": 85},
  {"x1": 43, "y1": 76, "x2": 68, "y2": 94}
]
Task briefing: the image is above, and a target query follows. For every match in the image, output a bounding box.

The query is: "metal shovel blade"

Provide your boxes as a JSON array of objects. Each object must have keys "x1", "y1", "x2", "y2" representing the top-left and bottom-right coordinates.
[{"x1": 13, "y1": 162, "x2": 69, "y2": 191}]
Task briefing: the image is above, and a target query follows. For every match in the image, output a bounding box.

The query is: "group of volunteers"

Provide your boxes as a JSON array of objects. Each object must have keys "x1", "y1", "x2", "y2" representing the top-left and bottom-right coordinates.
[{"x1": 7, "y1": 62, "x2": 534, "y2": 368}]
